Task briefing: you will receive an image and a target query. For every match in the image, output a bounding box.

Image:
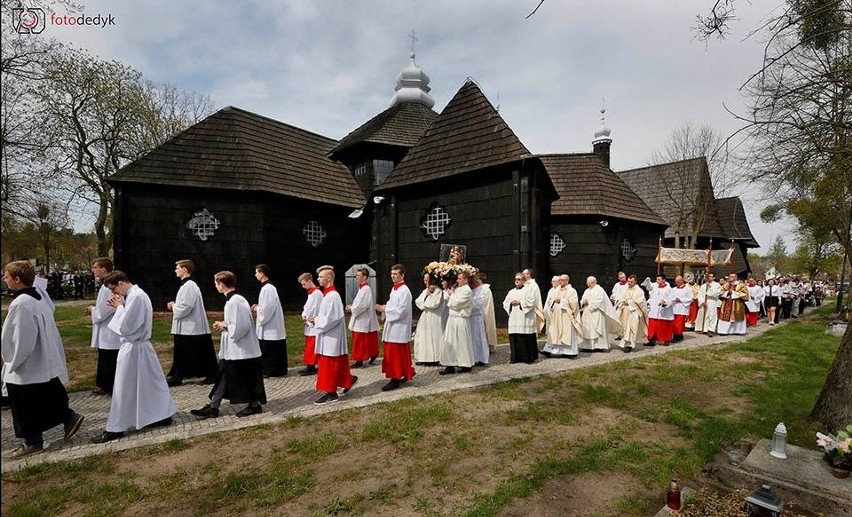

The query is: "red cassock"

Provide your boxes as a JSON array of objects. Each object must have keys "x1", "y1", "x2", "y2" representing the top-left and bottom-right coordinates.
[
  {"x1": 647, "y1": 318, "x2": 674, "y2": 342},
  {"x1": 316, "y1": 355, "x2": 355, "y2": 393},
  {"x1": 303, "y1": 336, "x2": 317, "y2": 366},
  {"x1": 745, "y1": 311, "x2": 759, "y2": 326},
  {"x1": 382, "y1": 342, "x2": 415, "y2": 380},
  {"x1": 673, "y1": 314, "x2": 687, "y2": 335},
  {"x1": 351, "y1": 331, "x2": 379, "y2": 362},
  {"x1": 688, "y1": 300, "x2": 699, "y2": 323}
]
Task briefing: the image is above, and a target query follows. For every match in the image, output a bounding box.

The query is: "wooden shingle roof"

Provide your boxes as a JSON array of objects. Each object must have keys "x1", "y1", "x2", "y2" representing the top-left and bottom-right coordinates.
[
  {"x1": 330, "y1": 102, "x2": 438, "y2": 158},
  {"x1": 378, "y1": 80, "x2": 530, "y2": 190},
  {"x1": 538, "y1": 153, "x2": 666, "y2": 226},
  {"x1": 616, "y1": 157, "x2": 726, "y2": 239},
  {"x1": 716, "y1": 196, "x2": 759, "y2": 247},
  {"x1": 109, "y1": 106, "x2": 365, "y2": 208}
]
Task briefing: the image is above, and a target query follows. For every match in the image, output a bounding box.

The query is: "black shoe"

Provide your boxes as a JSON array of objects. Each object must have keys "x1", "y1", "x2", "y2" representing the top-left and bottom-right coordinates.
[
  {"x1": 623, "y1": 347, "x2": 633, "y2": 353},
  {"x1": 539, "y1": 350, "x2": 552, "y2": 358},
  {"x1": 314, "y1": 392, "x2": 339, "y2": 405},
  {"x1": 438, "y1": 366, "x2": 456, "y2": 375},
  {"x1": 64, "y1": 413, "x2": 85, "y2": 440},
  {"x1": 190, "y1": 404, "x2": 219, "y2": 419},
  {"x1": 382, "y1": 379, "x2": 401, "y2": 391},
  {"x1": 235, "y1": 405, "x2": 262, "y2": 418},
  {"x1": 350, "y1": 361, "x2": 364, "y2": 368},
  {"x1": 166, "y1": 377, "x2": 183, "y2": 387},
  {"x1": 475, "y1": 361, "x2": 486, "y2": 366},
  {"x1": 91, "y1": 431, "x2": 124, "y2": 444},
  {"x1": 708, "y1": 333, "x2": 715, "y2": 337},
  {"x1": 458, "y1": 367, "x2": 472, "y2": 373},
  {"x1": 298, "y1": 366, "x2": 317, "y2": 376},
  {"x1": 199, "y1": 377, "x2": 216, "y2": 385},
  {"x1": 342, "y1": 375, "x2": 358, "y2": 395},
  {"x1": 369, "y1": 355, "x2": 378, "y2": 365},
  {"x1": 146, "y1": 416, "x2": 173, "y2": 428},
  {"x1": 645, "y1": 340, "x2": 656, "y2": 347}
]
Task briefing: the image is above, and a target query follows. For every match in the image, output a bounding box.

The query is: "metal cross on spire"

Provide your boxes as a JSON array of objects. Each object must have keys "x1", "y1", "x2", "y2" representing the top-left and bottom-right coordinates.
[{"x1": 409, "y1": 27, "x2": 418, "y2": 55}]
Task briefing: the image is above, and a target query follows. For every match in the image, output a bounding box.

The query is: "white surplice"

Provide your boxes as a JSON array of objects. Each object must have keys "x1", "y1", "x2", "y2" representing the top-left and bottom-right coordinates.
[
  {"x1": 255, "y1": 282, "x2": 286, "y2": 341},
  {"x1": 312, "y1": 288, "x2": 348, "y2": 357},
  {"x1": 220, "y1": 293, "x2": 261, "y2": 360},
  {"x1": 91, "y1": 284, "x2": 121, "y2": 350},
  {"x1": 301, "y1": 288, "x2": 323, "y2": 337},
  {"x1": 106, "y1": 285, "x2": 177, "y2": 432},
  {"x1": 695, "y1": 281, "x2": 721, "y2": 333},
  {"x1": 414, "y1": 287, "x2": 443, "y2": 362},
  {"x1": 440, "y1": 284, "x2": 474, "y2": 368},
  {"x1": 348, "y1": 283, "x2": 379, "y2": 333},
  {"x1": 382, "y1": 284, "x2": 413, "y2": 343},
  {"x1": 503, "y1": 286, "x2": 536, "y2": 334},
  {"x1": 171, "y1": 278, "x2": 211, "y2": 335},
  {"x1": 470, "y1": 286, "x2": 490, "y2": 364}
]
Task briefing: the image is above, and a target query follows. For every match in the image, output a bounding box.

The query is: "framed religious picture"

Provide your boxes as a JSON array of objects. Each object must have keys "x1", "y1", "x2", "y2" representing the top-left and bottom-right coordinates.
[{"x1": 439, "y1": 244, "x2": 467, "y2": 265}]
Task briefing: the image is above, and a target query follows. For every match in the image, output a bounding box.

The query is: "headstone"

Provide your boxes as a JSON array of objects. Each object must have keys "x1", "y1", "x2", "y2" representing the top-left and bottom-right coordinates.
[{"x1": 345, "y1": 264, "x2": 377, "y2": 306}]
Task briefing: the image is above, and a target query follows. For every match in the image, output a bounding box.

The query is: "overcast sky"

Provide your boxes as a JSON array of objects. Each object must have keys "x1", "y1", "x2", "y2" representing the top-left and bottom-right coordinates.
[{"x1": 40, "y1": 0, "x2": 794, "y2": 252}]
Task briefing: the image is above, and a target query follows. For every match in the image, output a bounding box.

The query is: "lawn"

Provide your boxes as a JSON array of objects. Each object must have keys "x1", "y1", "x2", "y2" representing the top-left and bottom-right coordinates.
[{"x1": 0, "y1": 306, "x2": 842, "y2": 516}]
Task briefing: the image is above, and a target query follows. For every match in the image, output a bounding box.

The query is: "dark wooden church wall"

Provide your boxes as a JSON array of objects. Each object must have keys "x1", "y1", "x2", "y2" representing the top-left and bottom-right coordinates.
[
  {"x1": 549, "y1": 217, "x2": 661, "y2": 298},
  {"x1": 263, "y1": 193, "x2": 369, "y2": 311},
  {"x1": 375, "y1": 168, "x2": 522, "y2": 324},
  {"x1": 115, "y1": 185, "x2": 368, "y2": 311}
]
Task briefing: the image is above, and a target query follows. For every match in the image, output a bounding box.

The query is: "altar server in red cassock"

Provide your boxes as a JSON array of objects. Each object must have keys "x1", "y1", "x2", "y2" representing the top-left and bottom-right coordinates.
[
  {"x1": 375, "y1": 264, "x2": 416, "y2": 391},
  {"x1": 346, "y1": 267, "x2": 379, "y2": 368},
  {"x1": 645, "y1": 275, "x2": 675, "y2": 346},
  {"x1": 297, "y1": 273, "x2": 322, "y2": 376},
  {"x1": 309, "y1": 267, "x2": 357, "y2": 405},
  {"x1": 671, "y1": 275, "x2": 693, "y2": 342}
]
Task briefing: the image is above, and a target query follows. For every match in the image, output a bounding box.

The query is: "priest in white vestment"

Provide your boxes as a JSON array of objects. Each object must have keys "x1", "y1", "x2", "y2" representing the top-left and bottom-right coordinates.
[
  {"x1": 542, "y1": 275, "x2": 582, "y2": 357},
  {"x1": 615, "y1": 275, "x2": 648, "y2": 352},
  {"x1": 695, "y1": 272, "x2": 721, "y2": 336},
  {"x1": 580, "y1": 276, "x2": 621, "y2": 351},
  {"x1": 503, "y1": 273, "x2": 538, "y2": 363},
  {"x1": 92, "y1": 271, "x2": 177, "y2": 443},
  {"x1": 439, "y1": 271, "x2": 475, "y2": 374},
  {"x1": 414, "y1": 273, "x2": 443, "y2": 365}
]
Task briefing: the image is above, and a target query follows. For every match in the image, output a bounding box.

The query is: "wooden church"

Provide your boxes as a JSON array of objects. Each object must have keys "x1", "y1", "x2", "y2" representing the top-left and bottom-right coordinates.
[{"x1": 108, "y1": 51, "x2": 752, "y2": 315}]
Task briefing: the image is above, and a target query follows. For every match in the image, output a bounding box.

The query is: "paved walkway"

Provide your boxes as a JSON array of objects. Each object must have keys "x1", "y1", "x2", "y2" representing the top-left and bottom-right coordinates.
[{"x1": 1, "y1": 319, "x2": 788, "y2": 473}]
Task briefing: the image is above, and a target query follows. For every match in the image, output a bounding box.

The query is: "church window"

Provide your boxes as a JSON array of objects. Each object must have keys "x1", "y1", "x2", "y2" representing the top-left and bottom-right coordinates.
[
  {"x1": 186, "y1": 208, "x2": 220, "y2": 241},
  {"x1": 303, "y1": 220, "x2": 327, "y2": 247},
  {"x1": 550, "y1": 233, "x2": 566, "y2": 257},
  {"x1": 354, "y1": 161, "x2": 371, "y2": 178},
  {"x1": 621, "y1": 237, "x2": 637, "y2": 261},
  {"x1": 420, "y1": 204, "x2": 452, "y2": 241},
  {"x1": 373, "y1": 159, "x2": 394, "y2": 185}
]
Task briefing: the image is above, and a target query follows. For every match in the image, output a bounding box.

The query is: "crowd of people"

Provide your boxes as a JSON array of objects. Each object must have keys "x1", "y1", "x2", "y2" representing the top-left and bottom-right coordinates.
[{"x1": 1, "y1": 255, "x2": 819, "y2": 459}]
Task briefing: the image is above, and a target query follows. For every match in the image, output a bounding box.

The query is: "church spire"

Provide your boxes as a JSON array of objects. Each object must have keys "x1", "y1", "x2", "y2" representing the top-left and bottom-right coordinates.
[
  {"x1": 592, "y1": 99, "x2": 612, "y2": 167},
  {"x1": 389, "y1": 29, "x2": 435, "y2": 109}
]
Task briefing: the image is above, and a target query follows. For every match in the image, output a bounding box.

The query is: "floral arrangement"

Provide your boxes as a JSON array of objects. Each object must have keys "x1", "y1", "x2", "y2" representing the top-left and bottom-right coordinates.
[
  {"x1": 816, "y1": 424, "x2": 852, "y2": 470},
  {"x1": 423, "y1": 261, "x2": 478, "y2": 284}
]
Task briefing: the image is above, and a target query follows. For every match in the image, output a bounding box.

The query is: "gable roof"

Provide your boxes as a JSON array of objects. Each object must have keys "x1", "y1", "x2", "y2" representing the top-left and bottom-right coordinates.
[
  {"x1": 378, "y1": 80, "x2": 530, "y2": 190},
  {"x1": 538, "y1": 153, "x2": 666, "y2": 226},
  {"x1": 329, "y1": 102, "x2": 438, "y2": 158},
  {"x1": 616, "y1": 157, "x2": 726, "y2": 239},
  {"x1": 715, "y1": 196, "x2": 759, "y2": 247},
  {"x1": 109, "y1": 106, "x2": 365, "y2": 208}
]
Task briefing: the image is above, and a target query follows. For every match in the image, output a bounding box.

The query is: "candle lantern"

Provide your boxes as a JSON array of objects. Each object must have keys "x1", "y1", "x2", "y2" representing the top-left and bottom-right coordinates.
[
  {"x1": 745, "y1": 484, "x2": 784, "y2": 517},
  {"x1": 769, "y1": 422, "x2": 787, "y2": 459}
]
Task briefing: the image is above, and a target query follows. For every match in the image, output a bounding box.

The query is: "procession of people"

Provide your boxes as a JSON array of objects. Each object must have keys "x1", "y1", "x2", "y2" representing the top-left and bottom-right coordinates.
[{"x1": 1, "y1": 254, "x2": 810, "y2": 458}]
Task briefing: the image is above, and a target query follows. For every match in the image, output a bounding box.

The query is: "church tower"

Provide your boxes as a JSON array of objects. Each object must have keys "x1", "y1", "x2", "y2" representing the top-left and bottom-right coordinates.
[{"x1": 592, "y1": 105, "x2": 612, "y2": 168}]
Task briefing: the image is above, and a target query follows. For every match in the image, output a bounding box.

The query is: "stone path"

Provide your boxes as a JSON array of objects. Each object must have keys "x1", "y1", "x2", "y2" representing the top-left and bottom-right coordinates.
[{"x1": 1, "y1": 319, "x2": 788, "y2": 473}]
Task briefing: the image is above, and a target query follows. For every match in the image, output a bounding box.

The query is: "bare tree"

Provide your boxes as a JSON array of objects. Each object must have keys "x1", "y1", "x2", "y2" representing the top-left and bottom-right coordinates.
[
  {"x1": 27, "y1": 44, "x2": 214, "y2": 256},
  {"x1": 650, "y1": 123, "x2": 735, "y2": 250}
]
